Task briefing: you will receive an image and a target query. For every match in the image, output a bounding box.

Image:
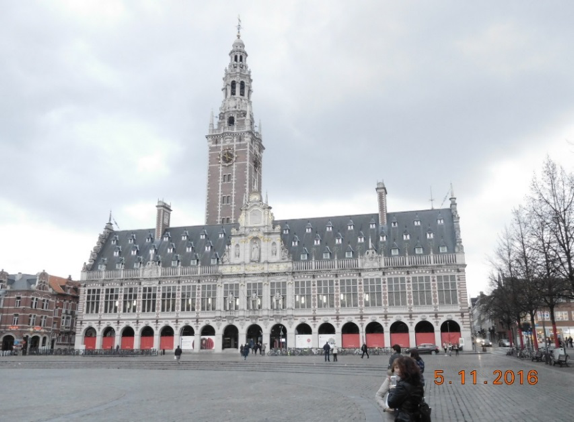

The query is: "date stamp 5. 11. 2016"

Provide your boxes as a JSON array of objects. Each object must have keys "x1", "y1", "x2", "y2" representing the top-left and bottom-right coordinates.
[{"x1": 434, "y1": 369, "x2": 539, "y2": 386}]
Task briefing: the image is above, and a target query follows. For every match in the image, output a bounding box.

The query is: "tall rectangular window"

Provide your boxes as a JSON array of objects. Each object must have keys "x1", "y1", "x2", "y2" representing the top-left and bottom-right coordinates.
[
  {"x1": 181, "y1": 285, "x2": 197, "y2": 312},
  {"x1": 15, "y1": 296, "x2": 21, "y2": 307},
  {"x1": 412, "y1": 276, "x2": 432, "y2": 306},
  {"x1": 246, "y1": 282, "x2": 262, "y2": 310},
  {"x1": 340, "y1": 279, "x2": 358, "y2": 308},
  {"x1": 388, "y1": 277, "x2": 407, "y2": 307},
  {"x1": 224, "y1": 283, "x2": 240, "y2": 310},
  {"x1": 43, "y1": 299, "x2": 49, "y2": 310},
  {"x1": 13, "y1": 314, "x2": 19, "y2": 325},
  {"x1": 294, "y1": 280, "x2": 312, "y2": 309},
  {"x1": 317, "y1": 280, "x2": 334, "y2": 309},
  {"x1": 31, "y1": 297, "x2": 38, "y2": 309},
  {"x1": 161, "y1": 286, "x2": 177, "y2": 312},
  {"x1": 40, "y1": 315, "x2": 47, "y2": 327},
  {"x1": 201, "y1": 284, "x2": 216, "y2": 311},
  {"x1": 123, "y1": 287, "x2": 138, "y2": 313},
  {"x1": 141, "y1": 287, "x2": 157, "y2": 313},
  {"x1": 270, "y1": 281, "x2": 286, "y2": 310},
  {"x1": 437, "y1": 275, "x2": 458, "y2": 305},
  {"x1": 29, "y1": 314, "x2": 36, "y2": 327},
  {"x1": 363, "y1": 278, "x2": 382, "y2": 307},
  {"x1": 85, "y1": 288, "x2": 101, "y2": 314},
  {"x1": 103, "y1": 288, "x2": 119, "y2": 313}
]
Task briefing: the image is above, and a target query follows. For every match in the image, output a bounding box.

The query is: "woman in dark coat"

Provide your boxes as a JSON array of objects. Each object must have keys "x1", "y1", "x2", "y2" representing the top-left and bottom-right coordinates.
[{"x1": 387, "y1": 356, "x2": 424, "y2": 422}]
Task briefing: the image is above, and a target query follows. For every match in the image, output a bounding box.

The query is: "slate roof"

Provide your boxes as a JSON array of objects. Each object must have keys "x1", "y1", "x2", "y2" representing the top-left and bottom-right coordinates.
[
  {"x1": 6, "y1": 273, "x2": 39, "y2": 290},
  {"x1": 89, "y1": 207, "x2": 457, "y2": 270}
]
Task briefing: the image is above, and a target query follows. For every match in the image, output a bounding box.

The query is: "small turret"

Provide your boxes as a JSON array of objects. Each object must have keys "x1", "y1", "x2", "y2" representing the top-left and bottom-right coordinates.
[{"x1": 376, "y1": 181, "x2": 388, "y2": 226}]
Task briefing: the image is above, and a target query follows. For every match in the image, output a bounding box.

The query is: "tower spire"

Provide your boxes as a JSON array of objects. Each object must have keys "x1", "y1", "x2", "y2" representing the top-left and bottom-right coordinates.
[{"x1": 237, "y1": 15, "x2": 242, "y2": 38}]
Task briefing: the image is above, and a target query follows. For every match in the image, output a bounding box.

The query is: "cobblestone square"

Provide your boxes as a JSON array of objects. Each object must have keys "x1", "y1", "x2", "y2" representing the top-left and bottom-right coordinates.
[{"x1": 1, "y1": 350, "x2": 572, "y2": 421}]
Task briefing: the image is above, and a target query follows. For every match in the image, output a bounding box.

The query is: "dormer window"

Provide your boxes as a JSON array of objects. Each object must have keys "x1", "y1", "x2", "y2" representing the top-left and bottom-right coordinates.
[
  {"x1": 205, "y1": 243, "x2": 212, "y2": 252},
  {"x1": 306, "y1": 223, "x2": 312, "y2": 233},
  {"x1": 415, "y1": 246, "x2": 424, "y2": 255},
  {"x1": 438, "y1": 218, "x2": 444, "y2": 225},
  {"x1": 314, "y1": 235, "x2": 321, "y2": 246},
  {"x1": 168, "y1": 243, "x2": 175, "y2": 254},
  {"x1": 111, "y1": 235, "x2": 118, "y2": 245},
  {"x1": 128, "y1": 234, "x2": 136, "y2": 244},
  {"x1": 392, "y1": 221, "x2": 398, "y2": 227},
  {"x1": 200, "y1": 230, "x2": 207, "y2": 240},
  {"x1": 414, "y1": 220, "x2": 421, "y2": 226},
  {"x1": 345, "y1": 248, "x2": 354, "y2": 258},
  {"x1": 149, "y1": 247, "x2": 156, "y2": 258},
  {"x1": 326, "y1": 223, "x2": 333, "y2": 232},
  {"x1": 191, "y1": 254, "x2": 199, "y2": 266},
  {"x1": 116, "y1": 258, "x2": 125, "y2": 269},
  {"x1": 181, "y1": 231, "x2": 188, "y2": 241},
  {"x1": 292, "y1": 236, "x2": 299, "y2": 247},
  {"x1": 171, "y1": 254, "x2": 180, "y2": 267},
  {"x1": 113, "y1": 247, "x2": 121, "y2": 257},
  {"x1": 370, "y1": 222, "x2": 376, "y2": 229},
  {"x1": 358, "y1": 232, "x2": 365, "y2": 243},
  {"x1": 380, "y1": 234, "x2": 387, "y2": 242},
  {"x1": 134, "y1": 257, "x2": 142, "y2": 269},
  {"x1": 439, "y1": 245, "x2": 448, "y2": 253},
  {"x1": 335, "y1": 234, "x2": 342, "y2": 245},
  {"x1": 131, "y1": 246, "x2": 139, "y2": 256},
  {"x1": 283, "y1": 225, "x2": 290, "y2": 234},
  {"x1": 427, "y1": 231, "x2": 434, "y2": 239},
  {"x1": 163, "y1": 232, "x2": 171, "y2": 241},
  {"x1": 403, "y1": 233, "x2": 410, "y2": 240},
  {"x1": 98, "y1": 258, "x2": 107, "y2": 271},
  {"x1": 219, "y1": 231, "x2": 225, "y2": 239},
  {"x1": 347, "y1": 220, "x2": 354, "y2": 230},
  {"x1": 323, "y1": 247, "x2": 332, "y2": 259},
  {"x1": 391, "y1": 247, "x2": 399, "y2": 256},
  {"x1": 300, "y1": 248, "x2": 309, "y2": 260},
  {"x1": 186, "y1": 244, "x2": 193, "y2": 253},
  {"x1": 146, "y1": 233, "x2": 153, "y2": 243}
]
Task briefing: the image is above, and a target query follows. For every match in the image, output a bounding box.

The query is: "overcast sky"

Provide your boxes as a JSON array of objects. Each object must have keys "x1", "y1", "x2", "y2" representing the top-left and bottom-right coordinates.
[{"x1": 1, "y1": 1, "x2": 573, "y2": 299}]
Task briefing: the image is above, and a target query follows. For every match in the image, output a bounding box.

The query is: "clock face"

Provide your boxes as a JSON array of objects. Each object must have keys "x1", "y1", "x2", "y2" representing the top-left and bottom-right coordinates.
[{"x1": 220, "y1": 149, "x2": 235, "y2": 166}]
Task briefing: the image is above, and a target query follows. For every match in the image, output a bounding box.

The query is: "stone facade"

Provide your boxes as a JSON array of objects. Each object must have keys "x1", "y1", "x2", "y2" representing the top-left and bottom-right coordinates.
[{"x1": 76, "y1": 31, "x2": 470, "y2": 353}]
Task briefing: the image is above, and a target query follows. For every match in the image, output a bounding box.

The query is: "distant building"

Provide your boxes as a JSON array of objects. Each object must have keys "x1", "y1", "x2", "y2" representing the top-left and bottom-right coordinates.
[
  {"x1": 76, "y1": 30, "x2": 470, "y2": 352},
  {"x1": 0, "y1": 270, "x2": 79, "y2": 352}
]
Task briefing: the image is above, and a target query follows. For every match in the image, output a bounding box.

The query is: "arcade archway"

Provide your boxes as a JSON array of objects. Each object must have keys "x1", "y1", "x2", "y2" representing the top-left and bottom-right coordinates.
[
  {"x1": 102, "y1": 327, "x2": 116, "y2": 349},
  {"x1": 180, "y1": 325, "x2": 195, "y2": 350},
  {"x1": 121, "y1": 326, "x2": 135, "y2": 349},
  {"x1": 415, "y1": 321, "x2": 435, "y2": 346},
  {"x1": 270, "y1": 324, "x2": 286, "y2": 350},
  {"x1": 441, "y1": 320, "x2": 461, "y2": 345},
  {"x1": 365, "y1": 322, "x2": 384, "y2": 347},
  {"x1": 84, "y1": 327, "x2": 97, "y2": 350},
  {"x1": 200, "y1": 325, "x2": 215, "y2": 350},
  {"x1": 223, "y1": 325, "x2": 238, "y2": 350},
  {"x1": 140, "y1": 326, "x2": 154, "y2": 350},
  {"x1": 160, "y1": 326, "x2": 174, "y2": 350},
  {"x1": 390, "y1": 321, "x2": 410, "y2": 348},
  {"x1": 341, "y1": 322, "x2": 360, "y2": 348},
  {"x1": 295, "y1": 323, "x2": 312, "y2": 348}
]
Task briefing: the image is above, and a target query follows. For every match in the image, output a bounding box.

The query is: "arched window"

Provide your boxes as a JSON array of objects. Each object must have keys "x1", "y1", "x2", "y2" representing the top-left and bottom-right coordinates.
[
  {"x1": 231, "y1": 81, "x2": 236, "y2": 95},
  {"x1": 228, "y1": 116, "x2": 235, "y2": 126},
  {"x1": 234, "y1": 55, "x2": 238, "y2": 62},
  {"x1": 240, "y1": 55, "x2": 243, "y2": 62},
  {"x1": 240, "y1": 81, "x2": 245, "y2": 96}
]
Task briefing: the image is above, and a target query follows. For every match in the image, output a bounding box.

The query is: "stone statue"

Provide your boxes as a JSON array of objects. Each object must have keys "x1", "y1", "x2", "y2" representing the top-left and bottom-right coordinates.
[
  {"x1": 251, "y1": 240, "x2": 260, "y2": 262},
  {"x1": 234, "y1": 244, "x2": 240, "y2": 258},
  {"x1": 251, "y1": 292, "x2": 259, "y2": 309},
  {"x1": 227, "y1": 294, "x2": 234, "y2": 310},
  {"x1": 271, "y1": 242, "x2": 277, "y2": 257}
]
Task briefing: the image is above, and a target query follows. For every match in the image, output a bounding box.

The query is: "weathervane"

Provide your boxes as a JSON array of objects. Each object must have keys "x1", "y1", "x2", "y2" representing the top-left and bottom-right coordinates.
[{"x1": 237, "y1": 15, "x2": 242, "y2": 38}]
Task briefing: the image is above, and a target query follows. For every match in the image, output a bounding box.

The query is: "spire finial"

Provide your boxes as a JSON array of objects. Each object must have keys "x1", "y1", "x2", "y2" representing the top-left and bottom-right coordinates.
[
  {"x1": 429, "y1": 187, "x2": 434, "y2": 210},
  {"x1": 108, "y1": 210, "x2": 112, "y2": 223},
  {"x1": 450, "y1": 182, "x2": 455, "y2": 198},
  {"x1": 237, "y1": 15, "x2": 242, "y2": 38}
]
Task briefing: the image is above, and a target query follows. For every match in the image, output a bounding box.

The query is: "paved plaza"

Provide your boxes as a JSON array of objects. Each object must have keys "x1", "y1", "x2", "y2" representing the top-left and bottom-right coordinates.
[{"x1": 1, "y1": 348, "x2": 573, "y2": 421}]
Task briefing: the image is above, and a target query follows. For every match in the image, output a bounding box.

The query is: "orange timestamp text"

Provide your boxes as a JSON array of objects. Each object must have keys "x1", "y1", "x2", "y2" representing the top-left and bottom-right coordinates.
[{"x1": 434, "y1": 369, "x2": 538, "y2": 385}]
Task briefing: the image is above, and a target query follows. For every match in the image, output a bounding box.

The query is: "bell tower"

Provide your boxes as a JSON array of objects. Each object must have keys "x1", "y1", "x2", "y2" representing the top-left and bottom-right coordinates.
[{"x1": 205, "y1": 22, "x2": 264, "y2": 225}]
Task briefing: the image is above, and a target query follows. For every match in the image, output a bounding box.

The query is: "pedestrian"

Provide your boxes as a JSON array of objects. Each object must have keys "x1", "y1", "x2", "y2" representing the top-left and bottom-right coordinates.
[
  {"x1": 570, "y1": 337, "x2": 573, "y2": 348},
  {"x1": 262, "y1": 343, "x2": 266, "y2": 355},
  {"x1": 448, "y1": 342, "x2": 452, "y2": 356},
  {"x1": 387, "y1": 356, "x2": 425, "y2": 422},
  {"x1": 174, "y1": 345, "x2": 182, "y2": 364},
  {"x1": 375, "y1": 369, "x2": 396, "y2": 421},
  {"x1": 454, "y1": 343, "x2": 459, "y2": 356},
  {"x1": 410, "y1": 350, "x2": 425, "y2": 387},
  {"x1": 240, "y1": 344, "x2": 244, "y2": 356},
  {"x1": 332, "y1": 344, "x2": 338, "y2": 362},
  {"x1": 258, "y1": 342, "x2": 263, "y2": 355},
  {"x1": 388, "y1": 344, "x2": 401, "y2": 374},
  {"x1": 361, "y1": 343, "x2": 370, "y2": 359},
  {"x1": 242, "y1": 344, "x2": 249, "y2": 360},
  {"x1": 443, "y1": 342, "x2": 447, "y2": 355},
  {"x1": 323, "y1": 341, "x2": 331, "y2": 362}
]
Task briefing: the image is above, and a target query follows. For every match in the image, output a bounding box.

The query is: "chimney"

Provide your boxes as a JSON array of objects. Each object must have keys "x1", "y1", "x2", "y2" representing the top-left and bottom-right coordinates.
[
  {"x1": 155, "y1": 200, "x2": 172, "y2": 240},
  {"x1": 376, "y1": 182, "x2": 388, "y2": 226}
]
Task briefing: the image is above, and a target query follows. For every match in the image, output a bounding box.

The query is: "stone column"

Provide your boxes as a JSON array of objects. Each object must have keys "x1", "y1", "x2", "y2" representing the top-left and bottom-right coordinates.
[{"x1": 384, "y1": 329, "x2": 391, "y2": 349}]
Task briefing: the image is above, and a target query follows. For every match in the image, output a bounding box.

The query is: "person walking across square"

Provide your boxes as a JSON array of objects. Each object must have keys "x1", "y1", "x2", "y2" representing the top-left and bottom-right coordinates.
[
  {"x1": 174, "y1": 346, "x2": 182, "y2": 364},
  {"x1": 332, "y1": 344, "x2": 338, "y2": 362},
  {"x1": 361, "y1": 343, "x2": 369, "y2": 359}
]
